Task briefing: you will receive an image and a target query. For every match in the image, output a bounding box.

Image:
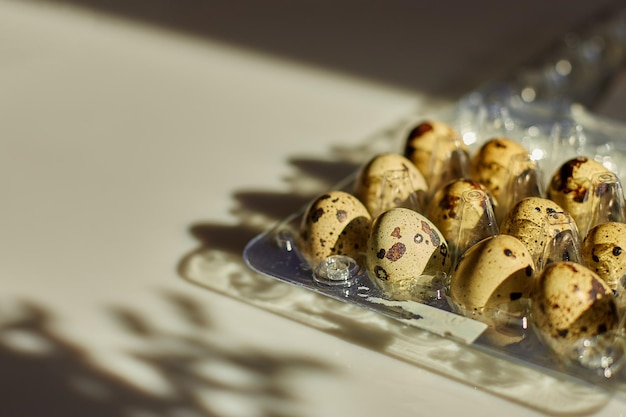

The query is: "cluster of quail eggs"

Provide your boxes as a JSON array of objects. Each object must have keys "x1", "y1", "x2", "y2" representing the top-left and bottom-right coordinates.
[{"x1": 298, "y1": 119, "x2": 626, "y2": 372}]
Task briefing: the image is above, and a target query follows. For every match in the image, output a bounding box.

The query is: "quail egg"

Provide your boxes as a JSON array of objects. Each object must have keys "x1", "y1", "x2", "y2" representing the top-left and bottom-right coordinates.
[
  {"x1": 469, "y1": 137, "x2": 530, "y2": 204},
  {"x1": 531, "y1": 261, "x2": 619, "y2": 357},
  {"x1": 546, "y1": 156, "x2": 612, "y2": 235},
  {"x1": 500, "y1": 197, "x2": 572, "y2": 268},
  {"x1": 426, "y1": 178, "x2": 497, "y2": 258},
  {"x1": 403, "y1": 120, "x2": 468, "y2": 180},
  {"x1": 450, "y1": 234, "x2": 535, "y2": 323},
  {"x1": 582, "y1": 221, "x2": 626, "y2": 293},
  {"x1": 300, "y1": 190, "x2": 371, "y2": 266},
  {"x1": 365, "y1": 207, "x2": 450, "y2": 301},
  {"x1": 353, "y1": 153, "x2": 428, "y2": 217}
]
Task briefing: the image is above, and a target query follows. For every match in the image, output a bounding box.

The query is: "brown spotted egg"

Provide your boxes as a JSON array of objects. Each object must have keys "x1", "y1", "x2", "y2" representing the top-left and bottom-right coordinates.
[
  {"x1": 353, "y1": 153, "x2": 428, "y2": 217},
  {"x1": 582, "y1": 222, "x2": 626, "y2": 292},
  {"x1": 531, "y1": 261, "x2": 619, "y2": 356},
  {"x1": 365, "y1": 207, "x2": 450, "y2": 301},
  {"x1": 403, "y1": 120, "x2": 468, "y2": 178},
  {"x1": 300, "y1": 190, "x2": 371, "y2": 266},
  {"x1": 546, "y1": 156, "x2": 612, "y2": 235},
  {"x1": 426, "y1": 178, "x2": 496, "y2": 254},
  {"x1": 500, "y1": 197, "x2": 570, "y2": 268},
  {"x1": 469, "y1": 137, "x2": 530, "y2": 204},
  {"x1": 450, "y1": 234, "x2": 535, "y2": 323}
]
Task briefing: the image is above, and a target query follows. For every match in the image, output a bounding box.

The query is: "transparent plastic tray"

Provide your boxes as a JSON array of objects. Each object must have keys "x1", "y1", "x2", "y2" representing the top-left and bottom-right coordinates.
[
  {"x1": 241, "y1": 84, "x2": 626, "y2": 413},
  {"x1": 241, "y1": 10, "x2": 626, "y2": 413}
]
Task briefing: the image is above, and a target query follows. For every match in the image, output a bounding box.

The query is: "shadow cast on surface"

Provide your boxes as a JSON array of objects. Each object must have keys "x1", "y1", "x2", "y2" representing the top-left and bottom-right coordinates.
[
  {"x1": 176, "y1": 130, "x2": 410, "y2": 353},
  {"x1": 0, "y1": 294, "x2": 332, "y2": 417},
  {"x1": 185, "y1": 154, "x2": 362, "y2": 261},
  {"x1": 35, "y1": 0, "x2": 620, "y2": 99}
]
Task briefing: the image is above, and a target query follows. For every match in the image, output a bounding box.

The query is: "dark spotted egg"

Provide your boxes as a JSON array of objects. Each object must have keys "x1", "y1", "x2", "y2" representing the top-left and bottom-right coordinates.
[
  {"x1": 499, "y1": 196, "x2": 569, "y2": 267},
  {"x1": 450, "y1": 234, "x2": 535, "y2": 322},
  {"x1": 469, "y1": 137, "x2": 529, "y2": 205},
  {"x1": 365, "y1": 207, "x2": 450, "y2": 300},
  {"x1": 531, "y1": 261, "x2": 619, "y2": 356},
  {"x1": 300, "y1": 190, "x2": 371, "y2": 266},
  {"x1": 403, "y1": 120, "x2": 466, "y2": 177},
  {"x1": 582, "y1": 221, "x2": 626, "y2": 293},
  {"x1": 546, "y1": 156, "x2": 611, "y2": 235},
  {"x1": 426, "y1": 178, "x2": 495, "y2": 255}
]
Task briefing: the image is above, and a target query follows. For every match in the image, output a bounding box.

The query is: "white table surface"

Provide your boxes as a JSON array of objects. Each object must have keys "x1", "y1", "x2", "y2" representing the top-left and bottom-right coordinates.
[{"x1": 3, "y1": 1, "x2": 626, "y2": 416}]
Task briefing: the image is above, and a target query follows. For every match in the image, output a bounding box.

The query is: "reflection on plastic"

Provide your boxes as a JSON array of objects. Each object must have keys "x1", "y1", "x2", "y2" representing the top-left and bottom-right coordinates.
[
  {"x1": 539, "y1": 211, "x2": 583, "y2": 270},
  {"x1": 587, "y1": 171, "x2": 626, "y2": 232},
  {"x1": 452, "y1": 189, "x2": 498, "y2": 267},
  {"x1": 376, "y1": 168, "x2": 422, "y2": 216}
]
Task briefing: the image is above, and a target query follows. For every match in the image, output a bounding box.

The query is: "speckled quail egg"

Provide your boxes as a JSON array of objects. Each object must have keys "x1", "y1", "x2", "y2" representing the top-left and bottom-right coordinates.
[
  {"x1": 403, "y1": 120, "x2": 468, "y2": 178},
  {"x1": 300, "y1": 190, "x2": 372, "y2": 266},
  {"x1": 426, "y1": 178, "x2": 497, "y2": 257},
  {"x1": 531, "y1": 261, "x2": 619, "y2": 356},
  {"x1": 469, "y1": 137, "x2": 530, "y2": 204},
  {"x1": 450, "y1": 234, "x2": 535, "y2": 323},
  {"x1": 546, "y1": 156, "x2": 612, "y2": 235},
  {"x1": 582, "y1": 222, "x2": 626, "y2": 293},
  {"x1": 500, "y1": 197, "x2": 571, "y2": 267},
  {"x1": 365, "y1": 207, "x2": 450, "y2": 301},
  {"x1": 353, "y1": 153, "x2": 428, "y2": 217}
]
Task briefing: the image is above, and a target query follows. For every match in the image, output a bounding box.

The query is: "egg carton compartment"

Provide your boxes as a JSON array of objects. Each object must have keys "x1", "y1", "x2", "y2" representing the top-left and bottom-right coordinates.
[{"x1": 243, "y1": 83, "x2": 626, "y2": 405}]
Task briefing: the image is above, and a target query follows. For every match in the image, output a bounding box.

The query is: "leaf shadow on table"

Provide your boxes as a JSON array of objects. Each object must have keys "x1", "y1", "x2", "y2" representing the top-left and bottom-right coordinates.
[
  {"x1": 182, "y1": 118, "x2": 404, "y2": 262},
  {"x1": 184, "y1": 142, "x2": 371, "y2": 260},
  {"x1": 0, "y1": 293, "x2": 333, "y2": 417},
  {"x1": 177, "y1": 128, "x2": 410, "y2": 352}
]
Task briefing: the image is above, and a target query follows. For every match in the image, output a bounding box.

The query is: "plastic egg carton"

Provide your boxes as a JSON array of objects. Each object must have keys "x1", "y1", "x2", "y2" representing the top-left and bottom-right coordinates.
[
  {"x1": 243, "y1": 88, "x2": 625, "y2": 361},
  {"x1": 243, "y1": 4, "x2": 626, "y2": 408}
]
